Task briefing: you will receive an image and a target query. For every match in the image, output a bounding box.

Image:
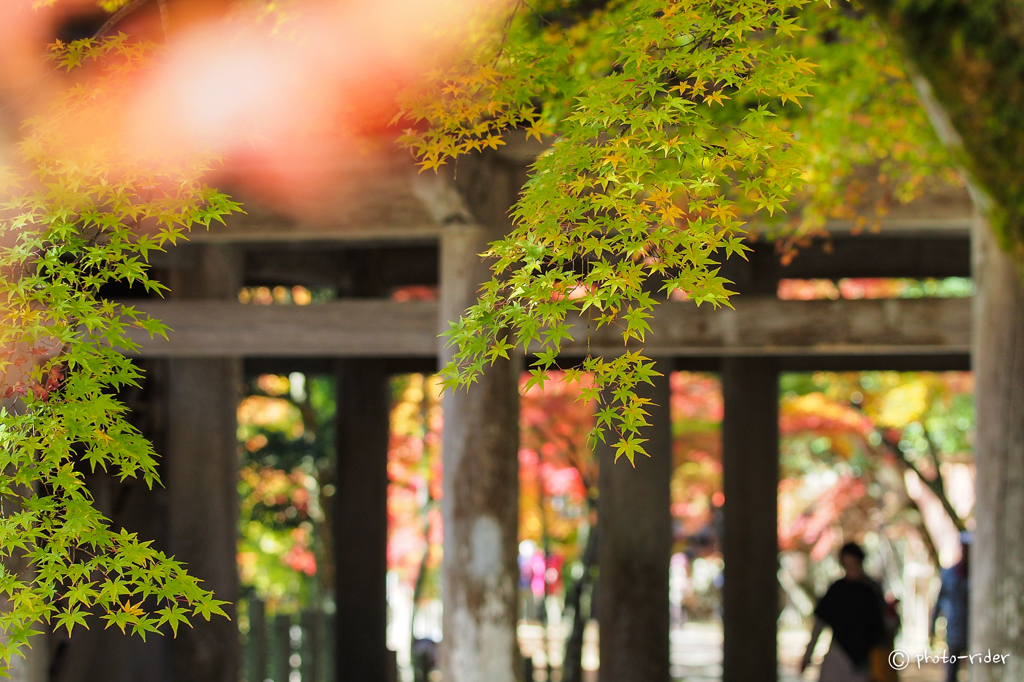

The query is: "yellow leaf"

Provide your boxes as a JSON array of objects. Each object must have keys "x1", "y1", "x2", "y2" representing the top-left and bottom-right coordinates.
[{"x1": 874, "y1": 381, "x2": 929, "y2": 428}]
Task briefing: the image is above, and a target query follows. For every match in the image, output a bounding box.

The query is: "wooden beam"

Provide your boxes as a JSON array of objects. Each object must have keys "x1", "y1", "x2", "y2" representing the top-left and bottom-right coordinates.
[
  {"x1": 243, "y1": 244, "x2": 438, "y2": 293},
  {"x1": 766, "y1": 235, "x2": 971, "y2": 279},
  {"x1": 123, "y1": 295, "x2": 971, "y2": 358},
  {"x1": 719, "y1": 235, "x2": 971, "y2": 294},
  {"x1": 172, "y1": 134, "x2": 972, "y2": 246},
  {"x1": 125, "y1": 300, "x2": 439, "y2": 357},
  {"x1": 773, "y1": 353, "x2": 971, "y2": 372},
  {"x1": 571, "y1": 296, "x2": 972, "y2": 357}
]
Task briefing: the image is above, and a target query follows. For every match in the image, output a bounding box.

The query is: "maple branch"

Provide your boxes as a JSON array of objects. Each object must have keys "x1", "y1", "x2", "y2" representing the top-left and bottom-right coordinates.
[
  {"x1": 492, "y1": 0, "x2": 523, "y2": 67},
  {"x1": 879, "y1": 430, "x2": 966, "y2": 532},
  {"x1": 157, "y1": 0, "x2": 170, "y2": 41},
  {"x1": 95, "y1": 0, "x2": 152, "y2": 40},
  {"x1": 521, "y1": 0, "x2": 555, "y2": 27}
]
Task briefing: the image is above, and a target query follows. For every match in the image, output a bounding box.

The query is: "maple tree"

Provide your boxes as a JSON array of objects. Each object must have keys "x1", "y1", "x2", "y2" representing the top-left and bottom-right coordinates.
[
  {"x1": 399, "y1": 0, "x2": 955, "y2": 461},
  {"x1": 778, "y1": 371, "x2": 974, "y2": 570},
  {"x1": 235, "y1": 373, "x2": 335, "y2": 615},
  {"x1": 402, "y1": 0, "x2": 814, "y2": 464},
  {"x1": 0, "y1": 29, "x2": 236, "y2": 667},
  {"x1": 0, "y1": 0, "x2": 994, "y2": 671},
  {"x1": 519, "y1": 371, "x2": 595, "y2": 557},
  {"x1": 669, "y1": 372, "x2": 723, "y2": 538},
  {"x1": 386, "y1": 371, "x2": 444, "y2": 654}
]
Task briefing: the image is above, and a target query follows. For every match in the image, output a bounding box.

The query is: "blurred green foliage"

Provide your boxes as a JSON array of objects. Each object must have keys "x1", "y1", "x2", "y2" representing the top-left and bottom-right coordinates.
[{"x1": 236, "y1": 374, "x2": 336, "y2": 615}]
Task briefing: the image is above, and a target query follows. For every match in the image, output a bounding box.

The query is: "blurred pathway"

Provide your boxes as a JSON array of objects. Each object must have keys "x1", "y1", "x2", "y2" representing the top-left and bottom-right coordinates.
[
  {"x1": 669, "y1": 623, "x2": 945, "y2": 682},
  {"x1": 518, "y1": 621, "x2": 946, "y2": 682}
]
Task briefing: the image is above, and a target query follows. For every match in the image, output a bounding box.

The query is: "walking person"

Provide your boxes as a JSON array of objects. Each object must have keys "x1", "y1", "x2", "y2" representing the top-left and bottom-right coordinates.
[
  {"x1": 931, "y1": 532, "x2": 970, "y2": 682},
  {"x1": 801, "y1": 543, "x2": 887, "y2": 681}
]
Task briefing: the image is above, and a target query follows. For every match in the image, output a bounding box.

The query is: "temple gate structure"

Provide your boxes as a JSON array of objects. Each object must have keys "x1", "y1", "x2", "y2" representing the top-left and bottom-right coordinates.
[{"x1": 42, "y1": 143, "x2": 975, "y2": 682}]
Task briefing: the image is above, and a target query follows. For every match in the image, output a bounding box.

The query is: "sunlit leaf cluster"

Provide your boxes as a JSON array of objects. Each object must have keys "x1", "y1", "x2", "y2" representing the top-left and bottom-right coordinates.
[{"x1": 401, "y1": 0, "x2": 816, "y2": 461}]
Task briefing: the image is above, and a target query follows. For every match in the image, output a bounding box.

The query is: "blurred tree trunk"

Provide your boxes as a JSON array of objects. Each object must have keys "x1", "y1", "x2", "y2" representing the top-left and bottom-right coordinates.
[
  {"x1": 561, "y1": 518, "x2": 597, "y2": 682},
  {"x1": 860, "y1": 3, "x2": 1024, "y2": 678}
]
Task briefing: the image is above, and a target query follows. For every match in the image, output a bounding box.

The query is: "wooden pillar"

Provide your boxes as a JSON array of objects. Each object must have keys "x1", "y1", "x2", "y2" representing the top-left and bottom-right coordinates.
[
  {"x1": 720, "y1": 357, "x2": 779, "y2": 682},
  {"x1": 166, "y1": 244, "x2": 242, "y2": 682},
  {"x1": 433, "y1": 152, "x2": 523, "y2": 682},
  {"x1": 439, "y1": 220, "x2": 521, "y2": 682},
  {"x1": 971, "y1": 215, "x2": 1024, "y2": 681},
  {"x1": 333, "y1": 359, "x2": 391, "y2": 682},
  {"x1": 596, "y1": 364, "x2": 672, "y2": 682}
]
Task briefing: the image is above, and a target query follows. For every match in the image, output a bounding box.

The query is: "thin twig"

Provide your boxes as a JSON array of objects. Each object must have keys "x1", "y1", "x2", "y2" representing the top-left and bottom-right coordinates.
[
  {"x1": 156, "y1": 0, "x2": 170, "y2": 42},
  {"x1": 1, "y1": 0, "x2": 155, "y2": 115},
  {"x1": 521, "y1": 0, "x2": 555, "y2": 26},
  {"x1": 95, "y1": 0, "x2": 152, "y2": 40},
  {"x1": 492, "y1": 0, "x2": 523, "y2": 68},
  {"x1": 879, "y1": 431, "x2": 966, "y2": 532}
]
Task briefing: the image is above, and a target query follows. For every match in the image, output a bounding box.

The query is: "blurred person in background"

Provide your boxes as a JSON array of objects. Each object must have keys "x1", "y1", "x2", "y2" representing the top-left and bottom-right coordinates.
[
  {"x1": 931, "y1": 532, "x2": 971, "y2": 682},
  {"x1": 802, "y1": 542, "x2": 888, "y2": 682}
]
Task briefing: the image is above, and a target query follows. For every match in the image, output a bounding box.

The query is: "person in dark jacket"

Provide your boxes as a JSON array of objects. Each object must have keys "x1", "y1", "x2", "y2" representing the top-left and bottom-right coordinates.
[
  {"x1": 931, "y1": 532, "x2": 970, "y2": 682},
  {"x1": 802, "y1": 543, "x2": 887, "y2": 682}
]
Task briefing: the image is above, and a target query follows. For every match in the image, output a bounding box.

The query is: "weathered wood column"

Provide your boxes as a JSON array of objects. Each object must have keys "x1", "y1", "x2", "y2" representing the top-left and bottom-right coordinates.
[
  {"x1": 166, "y1": 244, "x2": 242, "y2": 682},
  {"x1": 438, "y1": 152, "x2": 522, "y2": 682},
  {"x1": 972, "y1": 215, "x2": 1024, "y2": 681},
  {"x1": 596, "y1": 364, "x2": 673, "y2": 682},
  {"x1": 439, "y1": 221, "x2": 521, "y2": 682},
  {"x1": 334, "y1": 359, "x2": 392, "y2": 682},
  {"x1": 721, "y1": 357, "x2": 779, "y2": 682}
]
